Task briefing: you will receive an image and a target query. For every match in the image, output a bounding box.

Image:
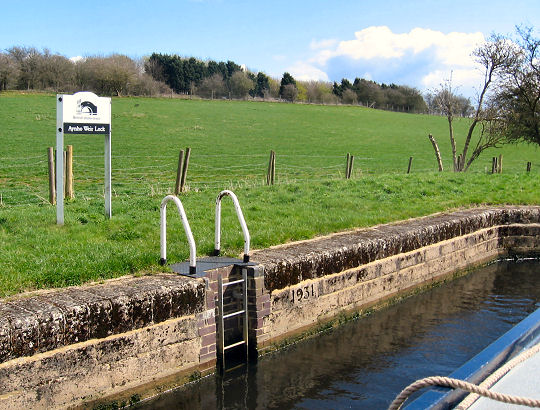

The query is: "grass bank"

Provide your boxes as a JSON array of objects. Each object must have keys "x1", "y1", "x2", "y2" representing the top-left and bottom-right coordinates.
[
  {"x1": 0, "y1": 93, "x2": 539, "y2": 296},
  {"x1": 1, "y1": 173, "x2": 539, "y2": 297},
  {"x1": 2, "y1": 92, "x2": 539, "y2": 205}
]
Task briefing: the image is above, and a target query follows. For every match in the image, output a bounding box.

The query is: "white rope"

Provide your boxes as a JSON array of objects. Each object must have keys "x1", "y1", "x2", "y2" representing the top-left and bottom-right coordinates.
[
  {"x1": 389, "y1": 376, "x2": 540, "y2": 410},
  {"x1": 456, "y1": 342, "x2": 540, "y2": 409},
  {"x1": 389, "y1": 344, "x2": 540, "y2": 410}
]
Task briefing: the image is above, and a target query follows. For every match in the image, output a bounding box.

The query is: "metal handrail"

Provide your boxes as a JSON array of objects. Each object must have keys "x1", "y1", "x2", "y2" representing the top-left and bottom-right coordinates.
[
  {"x1": 214, "y1": 190, "x2": 250, "y2": 262},
  {"x1": 160, "y1": 195, "x2": 197, "y2": 275}
]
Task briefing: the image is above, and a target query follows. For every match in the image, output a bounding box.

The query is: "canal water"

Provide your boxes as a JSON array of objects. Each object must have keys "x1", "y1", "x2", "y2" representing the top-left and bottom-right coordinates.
[{"x1": 136, "y1": 259, "x2": 540, "y2": 409}]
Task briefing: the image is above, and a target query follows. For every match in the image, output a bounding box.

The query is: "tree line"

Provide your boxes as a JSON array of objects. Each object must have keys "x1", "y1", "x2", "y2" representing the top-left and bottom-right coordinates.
[
  {"x1": 1, "y1": 27, "x2": 538, "y2": 158},
  {"x1": 332, "y1": 78, "x2": 428, "y2": 113},
  {"x1": 0, "y1": 46, "x2": 430, "y2": 111},
  {"x1": 0, "y1": 47, "x2": 170, "y2": 96}
]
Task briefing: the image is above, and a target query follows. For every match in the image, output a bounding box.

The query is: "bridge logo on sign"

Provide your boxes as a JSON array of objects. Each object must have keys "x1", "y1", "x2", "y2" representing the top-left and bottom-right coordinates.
[{"x1": 77, "y1": 99, "x2": 98, "y2": 115}]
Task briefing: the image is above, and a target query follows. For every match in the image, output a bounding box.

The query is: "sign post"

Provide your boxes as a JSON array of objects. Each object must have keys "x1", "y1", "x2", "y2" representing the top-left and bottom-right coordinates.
[{"x1": 56, "y1": 92, "x2": 112, "y2": 225}]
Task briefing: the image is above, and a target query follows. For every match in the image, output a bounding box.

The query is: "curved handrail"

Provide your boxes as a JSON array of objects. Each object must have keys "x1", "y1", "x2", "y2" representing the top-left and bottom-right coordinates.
[
  {"x1": 214, "y1": 190, "x2": 250, "y2": 262},
  {"x1": 160, "y1": 195, "x2": 197, "y2": 275}
]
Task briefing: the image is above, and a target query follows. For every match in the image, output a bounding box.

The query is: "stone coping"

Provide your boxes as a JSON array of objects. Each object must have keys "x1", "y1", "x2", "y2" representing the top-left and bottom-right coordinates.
[
  {"x1": 1, "y1": 206, "x2": 539, "y2": 365},
  {"x1": 0, "y1": 274, "x2": 204, "y2": 363},
  {"x1": 250, "y1": 206, "x2": 540, "y2": 292}
]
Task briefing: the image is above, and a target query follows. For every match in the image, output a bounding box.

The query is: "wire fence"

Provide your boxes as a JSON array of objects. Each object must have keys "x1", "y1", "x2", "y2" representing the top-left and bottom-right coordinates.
[{"x1": 1, "y1": 151, "x2": 537, "y2": 207}]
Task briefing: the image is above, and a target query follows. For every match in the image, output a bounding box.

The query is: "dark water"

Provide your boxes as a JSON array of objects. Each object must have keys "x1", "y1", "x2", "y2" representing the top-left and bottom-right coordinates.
[{"x1": 136, "y1": 259, "x2": 539, "y2": 410}]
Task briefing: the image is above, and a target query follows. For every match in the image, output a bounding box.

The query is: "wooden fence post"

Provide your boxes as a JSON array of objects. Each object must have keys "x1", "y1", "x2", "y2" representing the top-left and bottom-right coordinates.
[
  {"x1": 267, "y1": 150, "x2": 276, "y2": 185},
  {"x1": 428, "y1": 134, "x2": 443, "y2": 172},
  {"x1": 348, "y1": 155, "x2": 354, "y2": 179},
  {"x1": 66, "y1": 145, "x2": 73, "y2": 199},
  {"x1": 174, "y1": 149, "x2": 185, "y2": 195},
  {"x1": 407, "y1": 156, "x2": 413, "y2": 174},
  {"x1": 53, "y1": 149, "x2": 66, "y2": 195},
  {"x1": 62, "y1": 150, "x2": 66, "y2": 196},
  {"x1": 267, "y1": 151, "x2": 272, "y2": 185},
  {"x1": 498, "y1": 154, "x2": 503, "y2": 174},
  {"x1": 180, "y1": 147, "x2": 191, "y2": 193},
  {"x1": 491, "y1": 157, "x2": 497, "y2": 174},
  {"x1": 47, "y1": 147, "x2": 56, "y2": 204},
  {"x1": 345, "y1": 153, "x2": 350, "y2": 179},
  {"x1": 527, "y1": 161, "x2": 532, "y2": 172},
  {"x1": 271, "y1": 151, "x2": 276, "y2": 185}
]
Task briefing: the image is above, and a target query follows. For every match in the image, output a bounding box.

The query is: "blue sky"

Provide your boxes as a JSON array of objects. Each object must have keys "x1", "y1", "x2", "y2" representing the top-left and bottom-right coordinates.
[{"x1": 2, "y1": 0, "x2": 540, "y2": 97}]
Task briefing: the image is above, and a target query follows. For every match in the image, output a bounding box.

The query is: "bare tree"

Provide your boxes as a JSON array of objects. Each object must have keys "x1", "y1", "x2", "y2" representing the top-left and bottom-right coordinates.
[
  {"x1": 492, "y1": 27, "x2": 540, "y2": 146},
  {"x1": 75, "y1": 54, "x2": 138, "y2": 96},
  {"x1": 38, "y1": 50, "x2": 75, "y2": 91},
  {"x1": 342, "y1": 88, "x2": 358, "y2": 105},
  {"x1": 8, "y1": 46, "x2": 41, "y2": 90},
  {"x1": 131, "y1": 73, "x2": 172, "y2": 96},
  {"x1": 432, "y1": 35, "x2": 521, "y2": 171},
  {"x1": 0, "y1": 53, "x2": 17, "y2": 90},
  {"x1": 198, "y1": 73, "x2": 226, "y2": 99},
  {"x1": 280, "y1": 83, "x2": 298, "y2": 102},
  {"x1": 305, "y1": 81, "x2": 322, "y2": 103},
  {"x1": 102, "y1": 54, "x2": 138, "y2": 96}
]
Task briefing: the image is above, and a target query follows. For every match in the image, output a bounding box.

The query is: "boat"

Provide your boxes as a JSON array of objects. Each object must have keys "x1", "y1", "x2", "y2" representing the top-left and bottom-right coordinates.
[{"x1": 391, "y1": 307, "x2": 540, "y2": 409}]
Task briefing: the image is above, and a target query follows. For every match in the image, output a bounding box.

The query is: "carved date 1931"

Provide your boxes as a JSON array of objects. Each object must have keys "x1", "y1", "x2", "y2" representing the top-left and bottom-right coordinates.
[{"x1": 291, "y1": 284, "x2": 316, "y2": 303}]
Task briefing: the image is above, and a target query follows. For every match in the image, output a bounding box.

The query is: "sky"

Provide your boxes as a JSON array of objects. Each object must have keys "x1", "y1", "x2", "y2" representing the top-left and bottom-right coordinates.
[{"x1": 2, "y1": 0, "x2": 540, "y2": 98}]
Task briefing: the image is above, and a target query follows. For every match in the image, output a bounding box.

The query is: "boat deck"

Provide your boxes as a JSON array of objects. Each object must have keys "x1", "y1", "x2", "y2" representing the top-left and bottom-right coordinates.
[
  {"x1": 469, "y1": 345, "x2": 540, "y2": 409},
  {"x1": 404, "y1": 307, "x2": 540, "y2": 409}
]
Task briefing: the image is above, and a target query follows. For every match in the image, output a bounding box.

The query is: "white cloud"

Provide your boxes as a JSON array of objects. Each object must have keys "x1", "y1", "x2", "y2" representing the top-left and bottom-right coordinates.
[
  {"x1": 300, "y1": 26, "x2": 487, "y2": 97},
  {"x1": 316, "y1": 26, "x2": 484, "y2": 66},
  {"x1": 310, "y1": 38, "x2": 338, "y2": 50},
  {"x1": 287, "y1": 61, "x2": 329, "y2": 82},
  {"x1": 422, "y1": 67, "x2": 485, "y2": 96},
  {"x1": 69, "y1": 56, "x2": 84, "y2": 63}
]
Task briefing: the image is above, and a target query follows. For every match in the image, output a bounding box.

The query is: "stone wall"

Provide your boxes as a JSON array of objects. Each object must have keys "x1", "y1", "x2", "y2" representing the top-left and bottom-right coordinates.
[
  {"x1": 0, "y1": 274, "x2": 210, "y2": 409},
  {"x1": 247, "y1": 207, "x2": 540, "y2": 351},
  {"x1": 0, "y1": 206, "x2": 539, "y2": 408}
]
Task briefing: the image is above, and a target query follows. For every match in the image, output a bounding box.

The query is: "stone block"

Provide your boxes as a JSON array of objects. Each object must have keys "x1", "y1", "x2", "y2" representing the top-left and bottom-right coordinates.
[
  {"x1": 12, "y1": 296, "x2": 64, "y2": 353},
  {"x1": 61, "y1": 288, "x2": 114, "y2": 339},
  {"x1": 0, "y1": 313, "x2": 12, "y2": 363},
  {"x1": 0, "y1": 302, "x2": 39, "y2": 358}
]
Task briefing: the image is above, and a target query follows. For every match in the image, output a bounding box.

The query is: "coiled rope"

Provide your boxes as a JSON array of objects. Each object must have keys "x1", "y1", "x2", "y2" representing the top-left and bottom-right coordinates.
[{"x1": 388, "y1": 343, "x2": 540, "y2": 410}]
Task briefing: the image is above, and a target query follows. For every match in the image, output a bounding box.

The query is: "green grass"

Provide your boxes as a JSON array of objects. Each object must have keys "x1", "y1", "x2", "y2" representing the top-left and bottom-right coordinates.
[{"x1": 1, "y1": 92, "x2": 539, "y2": 297}]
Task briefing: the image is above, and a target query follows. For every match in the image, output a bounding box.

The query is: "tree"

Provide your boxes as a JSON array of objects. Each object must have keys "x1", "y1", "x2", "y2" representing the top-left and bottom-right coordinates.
[
  {"x1": 8, "y1": 46, "x2": 41, "y2": 90},
  {"x1": 354, "y1": 78, "x2": 384, "y2": 108},
  {"x1": 252, "y1": 72, "x2": 270, "y2": 98},
  {"x1": 492, "y1": 27, "x2": 540, "y2": 146},
  {"x1": 268, "y1": 77, "x2": 280, "y2": 98},
  {"x1": 342, "y1": 88, "x2": 358, "y2": 105},
  {"x1": 198, "y1": 72, "x2": 226, "y2": 99},
  {"x1": 399, "y1": 85, "x2": 429, "y2": 113},
  {"x1": 0, "y1": 53, "x2": 17, "y2": 90},
  {"x1": 38, "y1": 51, "x2": 75, "y2": 91},
  {"x1": 75, "y1": 54, "x2": 139, "y2": 96},
  {"x1": 296, "y1": 82, "x2": 307, "y2": 102},
  {"x1": 229, "y1": 71, "x2": 253, "y2": 99},
  {"x1": 279, "y1": 72, "x2": 297, "y2": 100},
  {"x1": 306, "y1": 81, "x2": 323, "y2": 103},
  {"x1": 332, "y1": 78, "x2": 352, "y2": 98},
  {"x1": 431, "y1": 35, "x2": 521, "y2": 171},
  {"x1": 281, "y1": 83, "x2": 298, "y2": 102}
]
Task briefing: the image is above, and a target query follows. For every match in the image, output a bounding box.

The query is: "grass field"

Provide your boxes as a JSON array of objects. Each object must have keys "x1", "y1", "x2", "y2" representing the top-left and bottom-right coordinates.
[{"x1": 1, "y1": 92, "x2": 539, "y2": 296}]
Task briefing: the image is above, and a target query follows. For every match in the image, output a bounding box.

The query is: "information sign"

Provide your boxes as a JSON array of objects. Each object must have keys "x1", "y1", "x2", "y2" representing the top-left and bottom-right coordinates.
[{"x1": 56, "y1": 92, "x2": 112, "y2": 225}]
